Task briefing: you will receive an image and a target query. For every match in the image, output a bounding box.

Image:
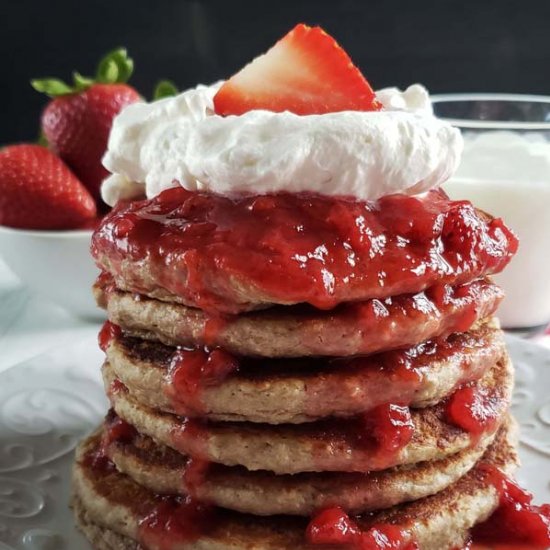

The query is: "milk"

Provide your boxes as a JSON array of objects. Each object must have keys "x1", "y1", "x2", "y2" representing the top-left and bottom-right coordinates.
[{"x1": 444, "y1": 131, "x2": 550, "y2": 328}]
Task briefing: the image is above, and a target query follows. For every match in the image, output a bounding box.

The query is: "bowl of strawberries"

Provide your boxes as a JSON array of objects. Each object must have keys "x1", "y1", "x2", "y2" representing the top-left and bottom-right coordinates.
[{"x1": 0, "y1": 50, "x2": 141, "y2": 319}]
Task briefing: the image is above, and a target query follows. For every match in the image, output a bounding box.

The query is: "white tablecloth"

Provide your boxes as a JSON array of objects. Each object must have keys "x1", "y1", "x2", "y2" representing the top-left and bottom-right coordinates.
[{"x1": 0, "y1": 258, "x2": 100, "y2": 375}]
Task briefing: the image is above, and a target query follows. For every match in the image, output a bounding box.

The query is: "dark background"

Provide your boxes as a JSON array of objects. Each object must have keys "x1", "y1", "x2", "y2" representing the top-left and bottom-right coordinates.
[{"x1": 2, "y1": 0, "x2": 549, "y2": 145}]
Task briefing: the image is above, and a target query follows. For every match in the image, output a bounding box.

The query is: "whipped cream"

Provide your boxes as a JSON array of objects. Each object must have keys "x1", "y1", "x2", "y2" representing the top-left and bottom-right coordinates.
[
  {"x1": 376, "y1": 84, "x2": 433, "y2": 115},
  {"x1": 102, "y1": 83, "x2": 462, "y2": 206}
]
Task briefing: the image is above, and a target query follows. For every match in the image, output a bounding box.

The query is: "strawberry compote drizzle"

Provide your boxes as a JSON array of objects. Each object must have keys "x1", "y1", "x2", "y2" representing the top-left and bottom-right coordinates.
[
  {"x1": 165, "y1": 347, "x2": 238, "y2": 416},
  {"x1": 82, "y1": 410, "x2": 136, "y2": 472},
  {"x1": 303, "y1": 345, "x2": 424, "y2": 418},
  {"x1": 307, "y1": 506, "x2": 417, "y2": 549},
  {"x1": 138, "y1": 495, "x2": 215, "y2": 550},
  {"x1": 468, "y1": 465, "x2": 550, "y2": 549},
  {"x1": 101, "y1": 409, "x2": 137, "y2": 452},
  {"x1": 363, "y1": 403, "x2": 415, "y2": 461},
  {"x1": 311, "y1": 403, "x2": 414, "y2": 471},
  {"x1": 182, "y1": 457, "x2": 211, "y2": 499},
  {"x1": 108, "y1": 378, "x2": 128, "y2": 398},
  {"x1": 98, "y1": 320, "x2": 122, "y2": 351},
  {"x1": 169, "y1": 417, "x2": 210, "y2": 460},
  {"x1": 96, "y1": 270, "x2": 116, "y2": 291},
  {"x1": 92, "y1": 187, "x2": 518, "y2": 314},
  {"x1": 445, "y1": 382, "x2": 502, "y2": 440},
  {"x1": 304, "y1": 329, "x2": 496, "y2": 419},
  {"x1": 202, "y1": 316, "x2": 229, "y2": 347}
]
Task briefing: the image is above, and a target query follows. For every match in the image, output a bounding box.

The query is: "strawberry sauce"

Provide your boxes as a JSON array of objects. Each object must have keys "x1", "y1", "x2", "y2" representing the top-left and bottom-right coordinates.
[
  {"x1": 107, "y1": 378, "x2": 128, "y2": 398},
  {"x1": 301, "y1": 328, "x2": 497, "y2": 419},
  {"x1": 82, "y1": 410, "x2": 136, "y2": 472},
  {"x1": 182, "y1": 457, "x2": 211, "y2": 499},
  {"x1": 469, "y1": 465, "x2": 550, "y2": 549},
  {"x1": 309, "y1": 403, "x2": 415, "y2": 471},
  {"x1": 100, "y1": 409, "x2": 138, "y2": 459},
  {"x1": 362, "y1": 404, "x2": 415, "y2": 460},
  {"x1": 169, "y1": 418, "x2": 210, "y2": 461},
  {"x1": 92, "y1": 188, "x2": 518, "y2": 314},
  {"x1": 137, "y1": 495, "x2": 215, "y2": 550},
  {"x1": 98, "y1": 320, "x2": 122, "y2": 351},
  {"x1": 445, "y1": 382, "x2": 502, "y2": 440},
  {"x1": 202, "y1": 316, "x2": 230, "y2": 347},
  {"x1": 97, "y1": 271, "x2": 504, "y2": 358},
  {"x1": 165, "y1": 347, "x2": 238, "y2": 416},
  {"x1": 117, "y1": 327, "x2": 497, "y2": 421},
  {"x1": 307, "y1": 506, "x2": 417, "y2": 549}
]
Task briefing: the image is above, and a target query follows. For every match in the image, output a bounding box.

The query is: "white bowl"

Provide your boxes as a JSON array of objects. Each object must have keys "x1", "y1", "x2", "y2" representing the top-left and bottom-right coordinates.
[{"x1": 0, "y1": 225, "x2": 104, "y2": 320}]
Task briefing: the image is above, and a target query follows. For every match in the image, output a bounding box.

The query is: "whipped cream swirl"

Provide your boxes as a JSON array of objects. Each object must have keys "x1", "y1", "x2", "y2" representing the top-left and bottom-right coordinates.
[{"x1": 102, "y1": 83, "x2": 463, "y2": 206}]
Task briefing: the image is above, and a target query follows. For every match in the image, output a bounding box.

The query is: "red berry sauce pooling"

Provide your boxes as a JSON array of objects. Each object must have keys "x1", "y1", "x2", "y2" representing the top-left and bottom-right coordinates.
[
  {"x1": 307, "y1": 506, "x2": 417, "y2": 549},
  {"x1": 165, "y1": 347, "x2": 239, "y2": 416},
  {"x1": 470, "y1": 465, "x2": 550, "y2": 549},
  {"x1": 92, "y1": 188, "x2": 518, "y2": 314}
]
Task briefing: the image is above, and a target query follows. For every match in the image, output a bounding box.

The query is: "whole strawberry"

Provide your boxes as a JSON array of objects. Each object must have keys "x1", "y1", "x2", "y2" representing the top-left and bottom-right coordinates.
[
  {"x1": 0, "y1": 145, "x2": 97, "y2": 230},
  {"x1": 32, "y1": 49, "x2": 141, "y2": 206}
]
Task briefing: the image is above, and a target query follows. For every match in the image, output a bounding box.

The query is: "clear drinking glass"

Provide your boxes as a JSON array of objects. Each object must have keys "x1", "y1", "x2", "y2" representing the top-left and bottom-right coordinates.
[{"x1": 432, "y1": 94, "x2": 550, "y2": 330}]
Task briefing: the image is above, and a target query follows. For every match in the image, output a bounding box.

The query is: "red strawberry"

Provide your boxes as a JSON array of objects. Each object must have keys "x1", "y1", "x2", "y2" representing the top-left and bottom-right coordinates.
[
  {"x1": 0, "y1": 144, "x2": 97, "y2": 230},
  {"x1": 214, "y1": 23, "x2": 382, "y2": 116},
  {"x1": 32, "y1": 49, "x2": 141, "y2": 206}
]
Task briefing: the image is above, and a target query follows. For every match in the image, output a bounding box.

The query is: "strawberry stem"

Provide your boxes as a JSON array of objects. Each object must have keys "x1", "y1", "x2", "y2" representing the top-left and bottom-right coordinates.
[
  {"x1": 153, "y1": 80, "x2": 179, "y2": 100},
  {"x1": 31, "y1": 48, "x2": 134, "y2": 97},
  {"x1": 73, "y1": 72, "x2": 94, "y2": 91},
  {"x1": 96, "y1": 48, "x2": 134, "y2": 84}
]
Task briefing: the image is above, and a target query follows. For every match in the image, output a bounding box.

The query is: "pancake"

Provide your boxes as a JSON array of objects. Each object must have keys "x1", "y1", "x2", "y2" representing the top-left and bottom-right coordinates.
[
  {"x1": 95, "y1": 277, "x2": 503, "y2": 358},
  {"x1": 104, "y1": 354, "x2": 513, "y2": 474},
  {"x1": 105, "y1": 321, "x2": 504, "y2": 423},
  {"x1": 102, "y1": 423, "x2": 495, "y2": 516},
  {"x1": 73, "y1": 418, "x2": 519, "y2": 550},
  {"x1": 92, "y1": 189, "x2": 517, "y2": 314}
]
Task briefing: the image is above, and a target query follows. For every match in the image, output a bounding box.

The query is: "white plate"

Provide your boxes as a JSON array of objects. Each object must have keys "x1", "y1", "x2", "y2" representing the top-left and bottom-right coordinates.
[{"x1": 0, "y1": 334, "x2": 549, "y2": 550}]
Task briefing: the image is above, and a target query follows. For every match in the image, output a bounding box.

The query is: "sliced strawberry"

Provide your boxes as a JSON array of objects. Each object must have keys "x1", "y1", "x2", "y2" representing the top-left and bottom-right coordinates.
[
  {"x1": 214, "y1": 23, "x2": 382, "y2": 116},
  {"x1": 0, "y1": 144, "x2": 97, "y2": 230}
]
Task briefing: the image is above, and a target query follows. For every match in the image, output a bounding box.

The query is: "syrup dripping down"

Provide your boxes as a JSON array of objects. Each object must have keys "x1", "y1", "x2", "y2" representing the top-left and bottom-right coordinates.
[{"x1": 164, "y1": 347, "x2": 238, "y2": 416}]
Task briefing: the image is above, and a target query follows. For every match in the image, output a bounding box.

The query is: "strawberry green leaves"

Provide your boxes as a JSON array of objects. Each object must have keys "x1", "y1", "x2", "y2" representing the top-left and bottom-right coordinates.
[
  {"x1": 31, "y1": 48, "x2": 135, "y2": 97},
  {"x1": 96, "y1": 48, "x2": 134, "y2": 85},
  {"x1": 153, "y1": 80, "x2": 179, "y2": 100},
  {"x1": 31, "y1": 78, "x2": 73, "y2": 97}
]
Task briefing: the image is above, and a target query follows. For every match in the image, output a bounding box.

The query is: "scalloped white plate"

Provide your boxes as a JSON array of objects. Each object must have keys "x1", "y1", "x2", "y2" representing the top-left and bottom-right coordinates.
[{"x1": 0, "y1": 334, "x2": 548, "y2": 550}]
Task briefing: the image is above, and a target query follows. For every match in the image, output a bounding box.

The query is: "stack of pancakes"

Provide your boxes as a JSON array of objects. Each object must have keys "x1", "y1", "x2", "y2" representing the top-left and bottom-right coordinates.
[{"x1": 73, "y1": 189, "x2": 519, "y2": 549}]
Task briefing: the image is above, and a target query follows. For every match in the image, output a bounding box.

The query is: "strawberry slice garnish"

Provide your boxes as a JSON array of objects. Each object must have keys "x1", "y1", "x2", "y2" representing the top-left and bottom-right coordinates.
[{"x1": 214, "y1": 23, "x2": 382, "y2": 116}]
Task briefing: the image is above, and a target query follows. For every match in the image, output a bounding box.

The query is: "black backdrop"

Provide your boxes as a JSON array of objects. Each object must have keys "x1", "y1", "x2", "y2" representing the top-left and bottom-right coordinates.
[{"x1": 2, "y1": 0, "x2": 549, "y2": 145}]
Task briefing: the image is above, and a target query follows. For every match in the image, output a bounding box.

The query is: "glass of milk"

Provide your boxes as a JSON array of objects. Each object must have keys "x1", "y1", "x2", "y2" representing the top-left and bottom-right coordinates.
[{"x1": 432, "y1": 94, "x2": 550, "y2": 330}]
